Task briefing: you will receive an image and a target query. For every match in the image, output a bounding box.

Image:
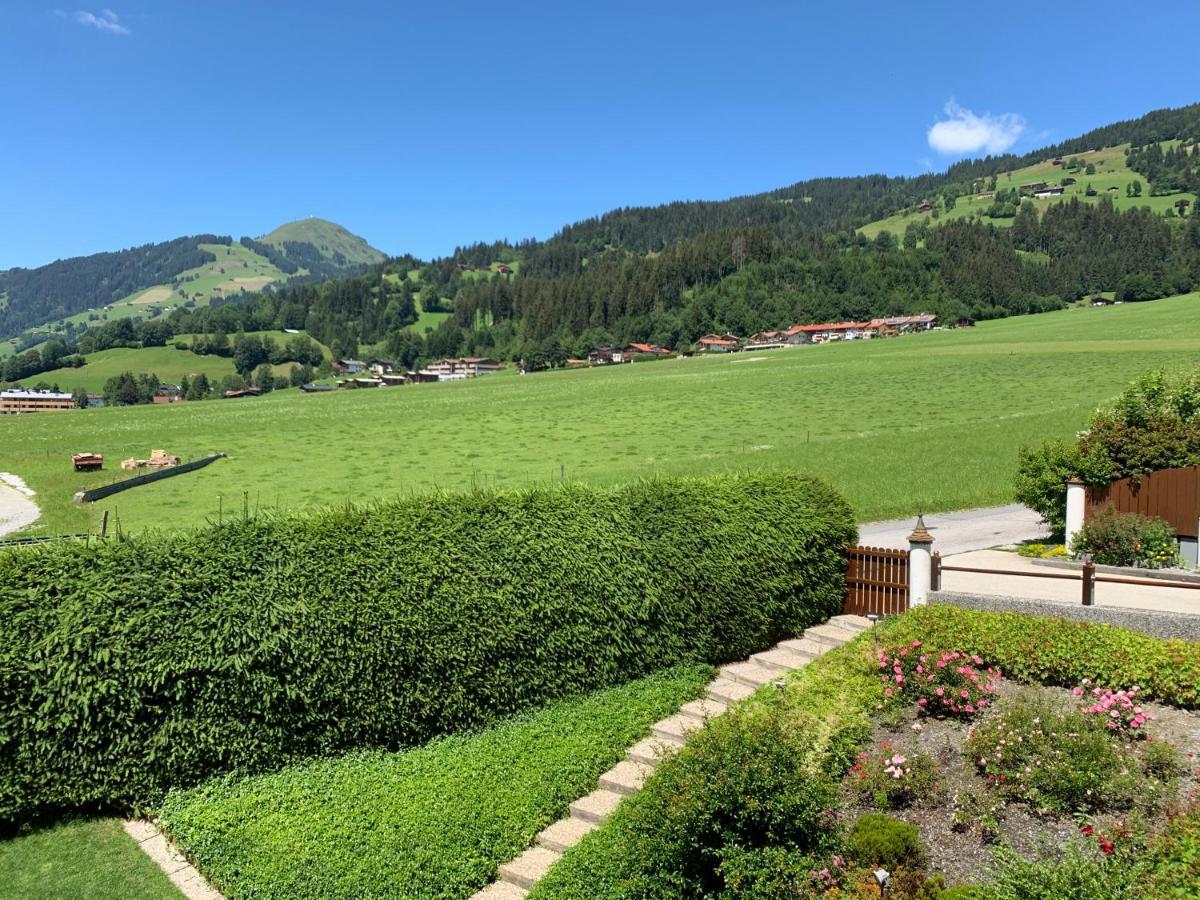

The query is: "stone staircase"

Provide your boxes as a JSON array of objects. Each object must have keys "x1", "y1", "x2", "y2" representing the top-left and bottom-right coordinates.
[{"x1": 470, "y1": 614, "x2": 871, "y2": 898}]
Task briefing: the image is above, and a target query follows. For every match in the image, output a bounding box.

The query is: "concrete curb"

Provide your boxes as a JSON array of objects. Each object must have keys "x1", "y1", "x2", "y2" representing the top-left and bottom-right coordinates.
[
  {"x1": 123, "y1": 819, "x2": 224, "y2": 900},
  {"x1": 1030, "y1": 556, "x2": 1200, "y2": 585},
  {"x1": 468, "y1": 614, "x2": 871, "y2": 898}
]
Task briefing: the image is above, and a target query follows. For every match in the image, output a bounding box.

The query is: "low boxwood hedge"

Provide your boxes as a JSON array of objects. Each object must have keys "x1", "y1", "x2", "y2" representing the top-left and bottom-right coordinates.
[{"x1": 0, "y1": 470, "x2": 855, "y2": 825}]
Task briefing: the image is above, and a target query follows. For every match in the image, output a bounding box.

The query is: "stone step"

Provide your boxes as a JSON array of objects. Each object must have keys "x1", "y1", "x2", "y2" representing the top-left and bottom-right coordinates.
[
  {"x1": 718, "y1": 660, "x2": 781, "y2": 689},
  {"x1": 778, "y1": 637, "x2": 830, "y2": 658},
  {"x1": 830, "y1": 614, "x2": 872, "y2": 631},
  {"x1": 471, "y1": 880, "x2": 529, "y2": 899},
  {"x1": 537, "y1": 816, "x2": 597, "y2": 853},
  {"x1": 599, "y1": 759, "x2": 654, "y2": 795},
  {"x1": 706, "y1": 677, "x2": 757, "y2": 705},
  {"x1": 651, "y1": 713, "x2": 704, "y2": 745},
  {"x1": 804, "y1": 623, "x2": 858, "y2": 647},
  {"x1": 750, "y1": 647, "x2": 814, "y2": 673},
  {"x1": 626, "y1": 736, "x2": 679, "y2": 767},
  {"x1": 498, "y1": 846, "x2": 559, "y2": 890},
  {"x1": 678, "y1": 698, "x2": 728, "y2": 722},
  {"x1": 570, "y1": 788, "x2": 624, "y2": 824}
]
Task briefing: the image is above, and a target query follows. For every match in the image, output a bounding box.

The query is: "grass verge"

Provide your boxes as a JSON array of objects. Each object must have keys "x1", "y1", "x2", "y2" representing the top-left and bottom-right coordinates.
[{"x1": 158, "y1": 665, "x2": 711, "y2": 898}]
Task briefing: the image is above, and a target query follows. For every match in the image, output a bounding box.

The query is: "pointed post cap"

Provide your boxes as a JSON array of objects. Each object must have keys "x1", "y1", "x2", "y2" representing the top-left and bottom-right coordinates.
[
  {"x1": 907, "y1": 514, "x2": 934, "y2": 544},
  {"x1": 1066, "y1": 476, "x2": 1085, "y2": 486}
]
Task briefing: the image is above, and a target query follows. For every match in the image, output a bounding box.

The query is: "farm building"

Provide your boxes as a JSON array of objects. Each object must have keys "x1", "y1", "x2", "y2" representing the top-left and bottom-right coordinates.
[
  {"x1": 694, "y1": 333, "x2": 741, "y2": 353},
  {"x1": 1061, "y1": 177, "x2": 1077, "y2": 186},
  {"x1": 0, "y1": 389, "x2": 75, "y2": 414},
  {"x1": 587, "y1": 347, "x2": 626, "y2": 365},
  {"x1": 300, "y1": 383, "x2": 333, "y2": 393},
  {"x1": 224, "y1": 387, "x2": 263, "y2": 399},
  {"x1": 1019, "y1": 181, "x2": 1049, "y2": 195},
  {"x1": 744, "y1": 331, "x2": 787, "y2": 350},
  {"x1": 624, "y1": 342, "x2": 672, "y2": 358},
  {"x1": 1034, "y1": 187, "x2": 1065, "y2": 198}
]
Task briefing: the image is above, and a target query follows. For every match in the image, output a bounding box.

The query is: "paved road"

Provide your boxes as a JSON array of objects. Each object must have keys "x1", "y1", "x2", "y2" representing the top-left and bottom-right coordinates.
[{"x1": 858, "y1": 503, "x2": 1049, "y2": 555}]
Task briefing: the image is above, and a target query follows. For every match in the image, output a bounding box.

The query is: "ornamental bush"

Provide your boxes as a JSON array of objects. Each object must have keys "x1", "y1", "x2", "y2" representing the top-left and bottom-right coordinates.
[
  {"x1": 878, "y1": 642, "x2": 1000, "y2": 718},
  {"x1": 1073, "y1": 508, "x2": 1179, "y2": 568},
  {"x1": 0, "y1": 470, "x2": 855, "y2": 825}
]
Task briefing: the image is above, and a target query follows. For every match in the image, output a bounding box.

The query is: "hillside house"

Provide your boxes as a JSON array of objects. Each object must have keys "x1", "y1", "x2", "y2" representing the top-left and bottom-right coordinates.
[
  {"x1": 588, "y1": 347, "x2": 626, "y2": 365},
  {"x1": 1034, "y1": 187, "x2": 1065, "y2": 198},
  {"x1": 694, "y1": 333, "x2": 741, "y2": 353},
  {"x1": 1061, "y1": 177, "x2": 1077, "y2": 186},
  {"x1": 783, "y1": 325, "x2": 814, "y2": 345},
  {"x1": 300, "y1": 382, "x2": 333, "y2": 392},
  {"x1": 496, "y1": 264, "x2": 513, "y2": 274},
  {"x1": 223, "y1": 387, "x2": 263, "y2": 399},
  {"x1": 625, "y1": 342, "x2": 672, "y2": 358},
  {"x1": 744, "y1": 330, "x2": 787, "y2": 350},
  {"x1": 368, "y1": 358, "x2": 397, "y2": 375},
  {"x1": 785, "y1": 322, "x2": 871, "y2": 343},
  {"x1": 878, "y1": 314, "x2": 938, "y2": 333},
  {"x1": 916, "y1": 201, "x2": 933, "y2": 213},
  {"x1": 337, "y1": 359, "x2": 366, "y2": 375},
  {"x1": 0, "y1": 389, "x2": 74, "y2": 414},
  {"x1": 423, "y1": 357, "x2": 503, "y2": 380},
  {"x1": 1019, "y1": 181, "x2": 1049, "y2": 195}
]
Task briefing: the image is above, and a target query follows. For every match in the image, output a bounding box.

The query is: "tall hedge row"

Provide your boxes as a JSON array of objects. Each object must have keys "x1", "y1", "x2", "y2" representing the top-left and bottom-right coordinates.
[{"x1": 0, "y1": 471, "x2": 855, "y2": 825}]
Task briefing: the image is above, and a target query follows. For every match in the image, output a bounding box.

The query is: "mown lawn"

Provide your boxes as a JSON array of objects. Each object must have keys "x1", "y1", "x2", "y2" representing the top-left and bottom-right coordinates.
[
  {"x1": 4, "y1": 293, "x2": 1200, "y2": 536},
  {"x1": 159, "y1": 666, "x2": 711, "y2": 899},
  {"x1": 0, "y1": 819, "x2": 179, "y2": 900}
]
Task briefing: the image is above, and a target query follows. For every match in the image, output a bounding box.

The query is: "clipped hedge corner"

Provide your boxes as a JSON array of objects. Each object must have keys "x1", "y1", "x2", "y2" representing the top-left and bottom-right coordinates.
[{"x1": 0, "y1": 470, "x2": 855, "y2": 824}]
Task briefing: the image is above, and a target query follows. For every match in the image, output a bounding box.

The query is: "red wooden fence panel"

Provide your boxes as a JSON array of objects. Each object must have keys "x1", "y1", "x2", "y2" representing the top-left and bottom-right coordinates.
[
  {"x1": 844, "y1": 545, "x2": 909, "y2": 616},
  {"x1": 1085, "y1": 466, "x2": 1200, "y2": 538}
]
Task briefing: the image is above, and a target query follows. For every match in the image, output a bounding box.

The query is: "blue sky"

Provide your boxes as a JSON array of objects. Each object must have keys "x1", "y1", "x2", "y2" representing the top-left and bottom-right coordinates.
[{"x1": 2, "y1": 0, "x2": 1198, "y2": 269}]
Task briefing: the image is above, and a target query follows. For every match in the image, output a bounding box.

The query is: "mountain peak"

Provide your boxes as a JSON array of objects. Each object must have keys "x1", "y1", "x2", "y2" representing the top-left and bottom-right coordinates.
[{"x1": 259, "y1": 218, "x2": 386, "y2": 266}]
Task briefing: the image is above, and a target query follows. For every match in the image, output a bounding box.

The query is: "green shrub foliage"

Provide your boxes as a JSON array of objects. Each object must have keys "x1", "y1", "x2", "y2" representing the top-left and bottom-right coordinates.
[
  {"x1": 0, "y1": 471, "x2": 855, "y2": 824},
  {"x1": 845, "y1": 812, "x2": 925, "y2": 871},
  {"x1": 1073, "y1": 508, "x2": 1179, "y2": 568}
]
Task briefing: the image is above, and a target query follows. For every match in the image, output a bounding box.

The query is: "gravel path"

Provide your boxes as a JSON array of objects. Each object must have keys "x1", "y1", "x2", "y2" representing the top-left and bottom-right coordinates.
[{"x1": 0, "y1": 473, "x2": 40, "y2": 537}]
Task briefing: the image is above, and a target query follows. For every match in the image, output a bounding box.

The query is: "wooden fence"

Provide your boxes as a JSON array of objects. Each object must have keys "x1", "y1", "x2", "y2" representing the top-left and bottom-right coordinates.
[
  {"x1": 1086, "y1": 466, "x2": 1200, "y2": 538},
  {"x1": 844, "y1": 545, "x2": 909, "y2": 616},
  {"x1": 73, "y1": 453, "x2": 226, "y2": 504}
]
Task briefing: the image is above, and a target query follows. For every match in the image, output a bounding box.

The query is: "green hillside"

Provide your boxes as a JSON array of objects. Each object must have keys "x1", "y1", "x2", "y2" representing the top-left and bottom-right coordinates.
[
  {"x1": 17, "y1": 346, "x2": 240, "y2": 394},
  {"x1": 860, "y1": 142, "x2": 1197, "y2": 239},
  {"x1": 261, "y1": 217, "x2": 386, "y2": 266},
  {"x1": 4, "y1": 293, "x2": 1200, "y2": 536}
]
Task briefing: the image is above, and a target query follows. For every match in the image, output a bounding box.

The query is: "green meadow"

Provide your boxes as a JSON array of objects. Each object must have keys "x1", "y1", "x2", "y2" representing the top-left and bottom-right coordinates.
[
  {"x1": 860, "y1": 143, "x2": 1198, "y2": 239},
  {"x1": 4, "y1": 293, "x2": 1200, "y2": 536}
]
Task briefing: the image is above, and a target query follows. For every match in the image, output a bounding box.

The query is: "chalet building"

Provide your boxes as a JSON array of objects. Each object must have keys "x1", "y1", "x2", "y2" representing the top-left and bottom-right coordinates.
[
  {"x1": 496, "y1": 264, "x2": 513, "y2": 274},
  {"x1": 624, "y1": 342, "x2": 672, "y2": 358},
  {"x1": 223, "y1": 387, "x2": 263, "y2": 399},
  {"x1": 300, "y1": 382, "x2": 334, "y2": 393},
  {"x1": 423, "y1": 357, "x2": 503, "y2": 380},
  {"x1": 1034, "y1": 186, "x2": 1065, "y2": 198},
  {"x1": 743, "y1": 330, "x2": 787, "y2": 350},
  {"x1": 368, "y1": 358, "x2": 398, "y2": 375},
  {"x1": 1061, "y1": 177, "x2": 1077, "y2": 186},
  {"x1": 1019, "y1": 182, "x2": 1049, "y2": 195},
  {"x1": 0, "y1": 389, "x2": 74, "y2": 414},
  {"x1": 336, "y1": 359, "x2": 366, "y2": 375},
  {"x1": 694, "y1": 333, "x2": 741, "y2": 353},
  {"x1": 587, "y1": 347, "x2": 626, "y2": 365},
  {"x1": 915, "y1": 201, "x2": 933, "y2": 213}
]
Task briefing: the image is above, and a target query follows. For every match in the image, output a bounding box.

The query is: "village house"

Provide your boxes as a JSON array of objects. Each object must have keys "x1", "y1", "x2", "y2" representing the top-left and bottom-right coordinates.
[
  {"x1": 1019, "y1": 181, "x2": 1049, "y2": 195},
  {"x1": 300, "y1": 382, "x2": 333, "y2": 393},
  {"x1": 694, "y1": 333, "x2": 741, "y2": 353},
  {"x1": 1034, "y1": 186, "x2": 1065, "y2": 198},
  {"x1": 743, "y1": 330, "x2": 787, "y2": 350},
  {"x1": 336, "y1": 358, "x2": 366, "y2": 375},
  {"x1": 422, "y1": 357, "x2": 503, "y2": 380},
  {"x1": 587, "y1": 347, "x2": 626, "y2": 365},
  {"x1": 0, "y1": 389, "x2": 75, "y2": 414},
  {"x1": 367, "y1": 358, "x2": 398, "y2": 375},
  {"x1": 624, "y1": 342, "x2": 672, "y2": 359}
]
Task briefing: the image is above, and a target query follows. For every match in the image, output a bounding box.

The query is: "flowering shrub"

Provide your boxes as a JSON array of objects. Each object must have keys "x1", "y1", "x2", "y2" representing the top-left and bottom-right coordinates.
[
  {"x1": 879, "y1": 641, "x2": 1000, "y2": 718},
  {"x1": 1073, "y1": 508, "x2": 1178, "y2": 568},
  {"x1": 1073, "y1": 681, "x2": 1153, "y2": 733},
  {"x1": 965, "y1": 690, "x2": 1165, "y2": 814},
  {"x1": 846, "y1": 740, "x2": 941, "y2": 809}
]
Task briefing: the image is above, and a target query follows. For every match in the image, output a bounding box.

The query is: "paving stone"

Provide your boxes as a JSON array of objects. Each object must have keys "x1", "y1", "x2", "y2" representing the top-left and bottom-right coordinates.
[
  {"x1": 499, "y1": 846, "x2": 560, "y2": 890},
  {"x1": 570, "y1": 788, "x2": 624, "y2": 823},
  {"x1": 651, "y1": 713, "x2": 704, "y2": 744},
  {"x1": 170, "y1": 869, "x2": 225, "y2": 900},
  {"x1": 122, "y1": 819, "x2": 159, "y2": 844},
  {"x1": 137, "y1": 830, "x2": 192, "y2": 875},
  {"x1": 626, "y1": 736, "x2": 679, "y2": 766},
  {"x1": 599, "y1": 759, "x2": 654, "y2": 795},
  {"x1": 804, "y1": 623, "x2": 857, "y2": 646},
  {"x1": 717, "y1": 660, "x2": 779, "y2": 688},
  {"x1": 470, "y1": 882, "x2": 529, "y2": 900},
  {"x1": 537, "y1": 816, "x2": 598, "y2": 852},
  {"x1": 750, "y1": 647, "x2": 813, "y2": 672},
  {"x1": 677, "y1": 698, "x2": 728, "y2": 721},
  {"x1": 778, "y1": 637, "x2": 830, "y2": 657},
  {"x1": 706, "y1": 677, "x2": 757, "y2": 704}
]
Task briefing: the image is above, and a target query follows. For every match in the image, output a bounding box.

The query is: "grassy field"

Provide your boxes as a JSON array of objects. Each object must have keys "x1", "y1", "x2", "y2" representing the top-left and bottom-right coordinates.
[
  {"x1": 15, "y1": 345, "x2": 240, "y2": 394},
  {"x1": 159, "y1": 667, "x2": 709, "y2": 899},
  {"x1": 4, "y1": 293, "x2": 1200, "y2": 536},
  {"x1": 860, "y1": 142, "x2": 1198, "y2": 239},
  {"x1": 0, "y1": 819, "x2": 179, "y2": 900}
]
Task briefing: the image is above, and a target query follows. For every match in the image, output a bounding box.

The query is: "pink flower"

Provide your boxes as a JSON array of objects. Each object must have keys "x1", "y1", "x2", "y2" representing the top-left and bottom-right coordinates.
[
  {"x1": 1072, "y1": 687, "x2": 1083, "y2": 697},
  {"x1": 935, "y1": 687, "x2": 944, "y2": 696},
  {"x1": 884, "y1": 687, "x2": 893, "y2": 697}
]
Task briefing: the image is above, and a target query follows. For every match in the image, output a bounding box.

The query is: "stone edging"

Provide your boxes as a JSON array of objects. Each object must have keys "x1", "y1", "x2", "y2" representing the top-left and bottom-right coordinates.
[
  {"x1": 469, "y1": 614, "x2": 872, "y2": 898},
  {"x1": 1029, "y1": 556, "x2": 1200, "y2": 585},
  {"x1": 123, "y1": 819, "x2": 224, "y2": 900}
]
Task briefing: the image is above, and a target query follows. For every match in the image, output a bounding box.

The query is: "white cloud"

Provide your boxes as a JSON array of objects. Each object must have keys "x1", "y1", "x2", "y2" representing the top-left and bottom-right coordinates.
[
  {"x1": 927, "y1": 100, "x2": 1024, "y2": 156},
  {"x1": 71, "y1": 9, "x2": 130, "y2": 35}
]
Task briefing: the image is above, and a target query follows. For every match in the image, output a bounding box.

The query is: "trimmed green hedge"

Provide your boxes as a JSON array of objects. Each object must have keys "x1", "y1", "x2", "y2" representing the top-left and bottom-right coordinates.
[
  {"x1": 159, "y1": 666, "x2": 711, "y2": 899},
  {"x1": 0, "y1": 471, "x2": 855, "y2": 824}
]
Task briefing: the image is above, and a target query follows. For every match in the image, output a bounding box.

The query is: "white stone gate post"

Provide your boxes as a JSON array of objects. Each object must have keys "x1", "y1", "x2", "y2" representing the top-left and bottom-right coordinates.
[{"x1": 908, "y1": 516, "x2": 934, "y2": 607}]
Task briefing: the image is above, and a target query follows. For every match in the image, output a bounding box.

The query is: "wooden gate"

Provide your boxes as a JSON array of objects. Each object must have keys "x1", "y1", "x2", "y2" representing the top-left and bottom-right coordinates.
[{"x1": 843, "y1": 545, "x2": 909, "y2": 616}]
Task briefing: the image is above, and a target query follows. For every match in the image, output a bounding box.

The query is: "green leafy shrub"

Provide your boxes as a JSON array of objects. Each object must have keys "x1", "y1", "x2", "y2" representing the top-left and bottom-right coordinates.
[
  {"x1": 0, "y1": 471, "x2": 855, "y2": 825},
  {"x1": 1142, "y1": 803, "x2": 1200, "y2": 898},
  {"x1": 159, "y1": 666, "x2": 709, "y2": 899},
  {"x1": 882, "y1": 606, "x2": 1200, "y2": 708},
  {"x1": 1014, "y1": 439, "x2": 1098, "y2": 534},
  {"x1": 986, "y1": 840, "x2": 1144, "y2": 900},
  {"x1": 1073, "y1": 508, "x2": 1179, "y2": 568},
  {"x1": 846, "y1": 812, "x2": 925, "y2": 870},
  {"x1": 879, "y1": 643, "x2": 1000, "y2": 717}
]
